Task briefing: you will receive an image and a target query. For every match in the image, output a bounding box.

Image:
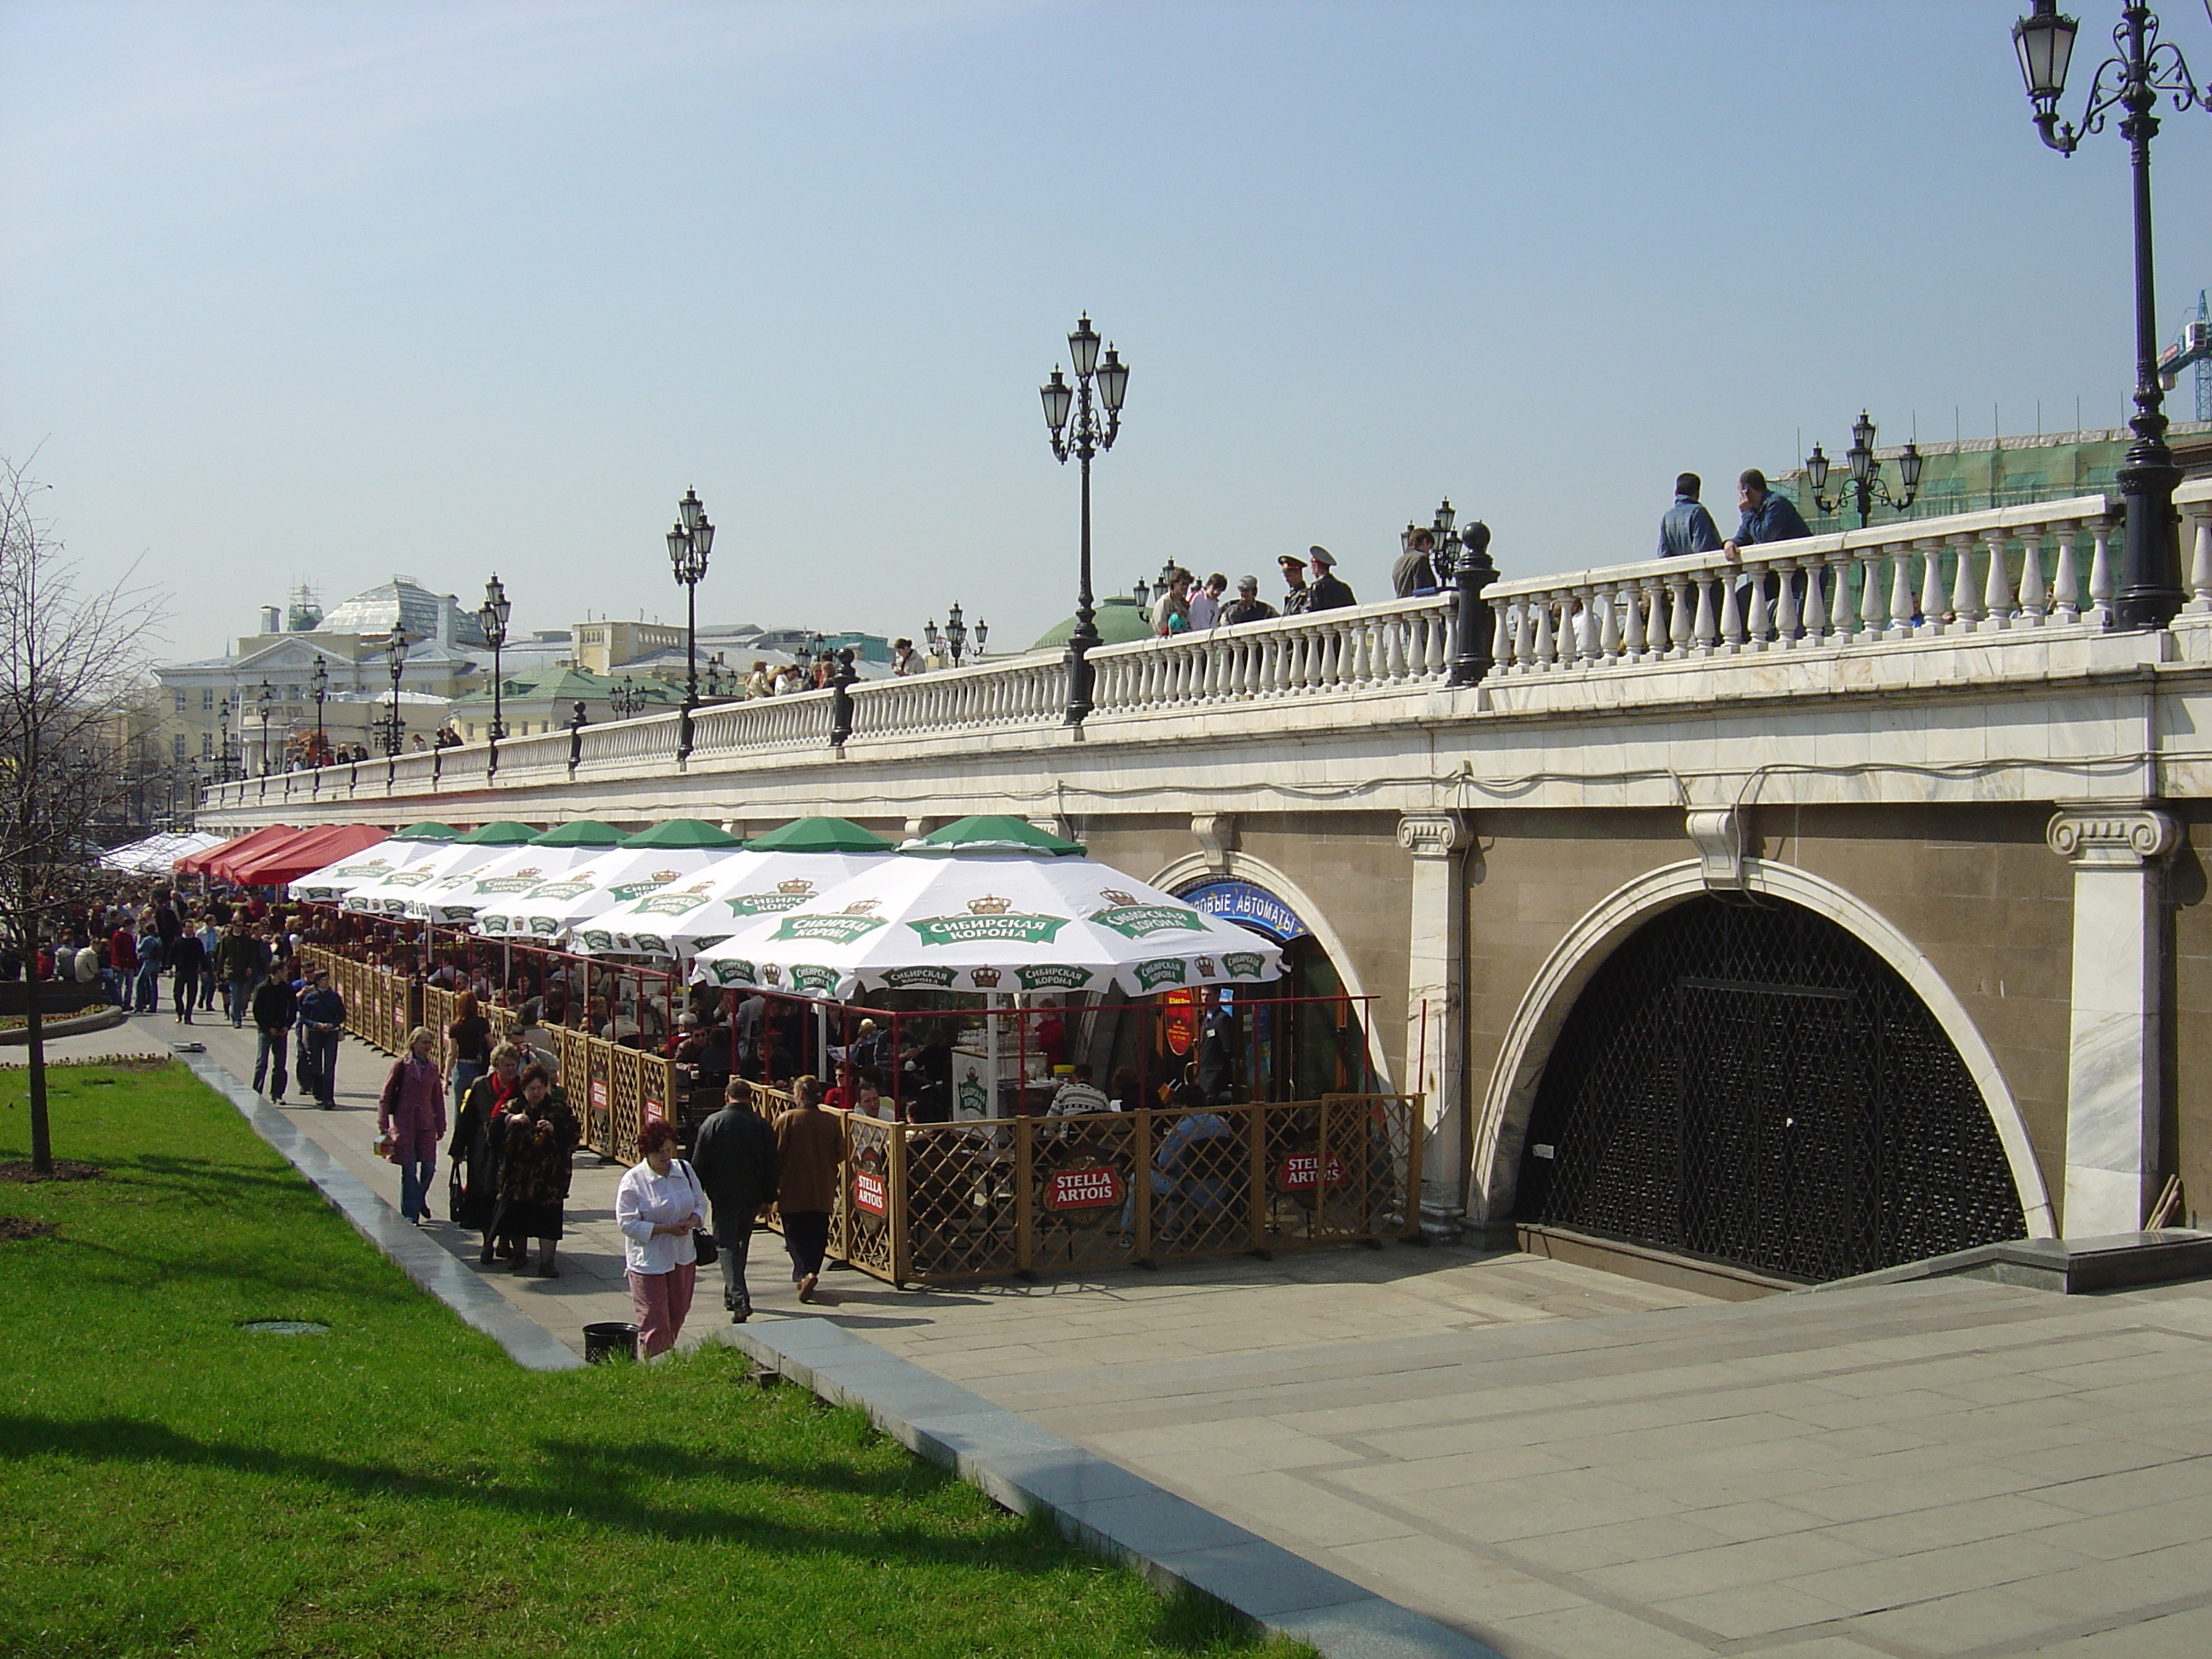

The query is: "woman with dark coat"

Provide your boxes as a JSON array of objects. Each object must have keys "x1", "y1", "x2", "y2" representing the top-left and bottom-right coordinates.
[
  {"x1": 449, "y1": 1042, "x2": 522, "y2": 1263},
  {"x1": 494, "y1": 1062, "x2": 581, "y2": 1278}
]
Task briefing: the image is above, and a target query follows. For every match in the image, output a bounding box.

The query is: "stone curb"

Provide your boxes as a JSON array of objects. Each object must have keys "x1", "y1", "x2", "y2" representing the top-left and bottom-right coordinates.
[
  {"x1": 723, "y1": 1315, "x2": 1503, "y2": 1659},
  {"x1": 179, "y1": 1050, "x2": 585, "y2": 1372}
]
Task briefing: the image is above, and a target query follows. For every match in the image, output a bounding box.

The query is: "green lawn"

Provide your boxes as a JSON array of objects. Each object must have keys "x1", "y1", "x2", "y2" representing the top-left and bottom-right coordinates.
[{"x1": 0, "y1": 1064, "x2": 1309, "y2": 1658}]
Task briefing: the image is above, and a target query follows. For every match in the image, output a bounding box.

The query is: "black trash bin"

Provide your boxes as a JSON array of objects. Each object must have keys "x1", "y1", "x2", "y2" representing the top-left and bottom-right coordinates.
[{"x1": 583, "y1": 1321, "x2": 638, "y2": 1364}]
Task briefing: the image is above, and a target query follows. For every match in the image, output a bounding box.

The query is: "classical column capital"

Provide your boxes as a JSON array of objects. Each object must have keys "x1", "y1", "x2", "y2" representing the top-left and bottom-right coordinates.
[
  {"x1": 1397, "y1": 811, "x2": 1472, "y2": 859},
  {"x1": 1685, "y1": 806, "x2": 1747, "y2": 892},
  {"x1": 2046, "y1": 806, "x2": 2181, "y2": 868}
]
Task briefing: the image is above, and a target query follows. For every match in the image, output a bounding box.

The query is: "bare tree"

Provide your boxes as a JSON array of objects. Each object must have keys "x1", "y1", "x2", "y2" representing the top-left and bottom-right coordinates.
[{"x1": 0, "y1": 457, "x2": 164, "y2": 1173}]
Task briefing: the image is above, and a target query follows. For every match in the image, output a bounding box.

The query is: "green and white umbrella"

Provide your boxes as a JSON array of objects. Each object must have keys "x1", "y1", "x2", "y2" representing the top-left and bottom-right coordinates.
[
  {"x1": 409, "y1": 820, "x2": 626, "y2": 924},
  {"x1": 289, "y1": 823, "x2": 457, "y2": 905},
  {"x1": 341, "y1": 821, "x2": 540, "y2": 917},
  {"x1": 688, "y1": 816, "x2": 1284, "y2": 999},
  {"x1": 579, "y1": 818, "x2": 897, "y2": 959},
  {"x1": 474, "y1": 819, "x2": 744, "y2": 944}
]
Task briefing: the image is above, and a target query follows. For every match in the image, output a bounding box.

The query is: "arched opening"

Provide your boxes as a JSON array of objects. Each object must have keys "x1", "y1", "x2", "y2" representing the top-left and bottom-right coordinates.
[{"x1": 1513, "y1": 893, "x2": 2028, "y2": 1283}]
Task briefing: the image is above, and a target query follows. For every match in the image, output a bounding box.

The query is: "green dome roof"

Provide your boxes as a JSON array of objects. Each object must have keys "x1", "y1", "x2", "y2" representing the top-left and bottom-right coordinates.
[{"x1": 1030, "y1": 595, "x2": 1152, "y2": 651}]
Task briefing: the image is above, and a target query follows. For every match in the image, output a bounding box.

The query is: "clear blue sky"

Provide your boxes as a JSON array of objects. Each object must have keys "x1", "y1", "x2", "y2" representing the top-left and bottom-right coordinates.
[{"x1": 4, "y1": 1, "x2": 2209, "y2": 658}]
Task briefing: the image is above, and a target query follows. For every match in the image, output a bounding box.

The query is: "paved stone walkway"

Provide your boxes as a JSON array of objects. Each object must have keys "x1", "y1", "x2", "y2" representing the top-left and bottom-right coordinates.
[{"x1": 54, "y1": 1012, "x2": 2212, "y2": 1657}]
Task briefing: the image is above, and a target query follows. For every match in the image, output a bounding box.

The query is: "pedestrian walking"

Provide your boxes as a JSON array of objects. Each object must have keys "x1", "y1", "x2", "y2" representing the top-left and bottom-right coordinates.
[
  {"x1": 296, "y1": 969, "x2": 345, "y2": 1108},
  {"x1": 445, "y1": 989, "x2": 492, "y2": 1117},
  {"x1": 216, "y1": 919, "x2": 267, "y2": 1027},
  {"x1": 378, "y1": 1027, "x2": 448, "y2": 1225},
  {"x1": 449, "y1": 1042, "x2": 521, "y2": 1263},
  {"x1": 772, "y1": 1074, "x2": 842, "y2": 1303},
  {"x1": 495, "y1": 1063, "x2": 580, "y2": 1276},
  {"x1": 690, "y1": 1077, "x2": 779, "y2": 1323},
  {"x1": 249, "y1": 963, "x2": 298, "y2": 1103},
  {"x1": 614, "y1": 1119, "x2": 707, "y2": 1359},
  {"x1": 131, "y1": 925, "x2": 164, "y2": 1013},
  {"x1": 167, "y1": 926, "x2": 205, "y2": 1025}
]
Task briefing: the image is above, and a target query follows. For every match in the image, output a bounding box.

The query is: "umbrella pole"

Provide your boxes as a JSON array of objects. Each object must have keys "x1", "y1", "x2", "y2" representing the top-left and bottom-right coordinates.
[{"x1": 985, "y1": 992, "x2": 1001, "y2": 1122}]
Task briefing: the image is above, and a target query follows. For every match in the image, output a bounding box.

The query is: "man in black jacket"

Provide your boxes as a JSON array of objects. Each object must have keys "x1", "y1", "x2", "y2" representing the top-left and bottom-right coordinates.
[
  {"x1": 249, "y1": 963, "x2": 298, "y2": 1102},
  {"x1": 689, "y1": 1079, "x2": 779, "y2": 1322}
]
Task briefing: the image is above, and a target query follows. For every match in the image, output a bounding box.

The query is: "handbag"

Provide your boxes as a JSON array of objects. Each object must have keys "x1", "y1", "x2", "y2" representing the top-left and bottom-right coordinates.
[{"x1": 679, "y1": 1159, "x2": 717, "y2": 1265}]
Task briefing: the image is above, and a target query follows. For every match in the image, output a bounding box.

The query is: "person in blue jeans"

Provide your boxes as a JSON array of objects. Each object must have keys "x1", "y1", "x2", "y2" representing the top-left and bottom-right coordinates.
[
  {"x1": 131, "y1": 928, "x2": 165, "y2": 1013},
  {"x1": 296, "y1": 969, "x2": 346, "y2": 1109},
  {"x1": 378, "y1": 1027, "x2": 447, "y2": 1225},
  {"x1": 249, "y1": 964, "x2": 297, "y2": 1102}
]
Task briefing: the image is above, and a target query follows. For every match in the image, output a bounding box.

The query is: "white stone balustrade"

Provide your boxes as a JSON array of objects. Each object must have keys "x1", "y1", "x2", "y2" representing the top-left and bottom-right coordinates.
[
  {"x1": 1483, "y1": 493, "x2": 2119, "y2": 675},
  {"x1": 198, "y1": 486, "x2": 2212, "y2": 815}
]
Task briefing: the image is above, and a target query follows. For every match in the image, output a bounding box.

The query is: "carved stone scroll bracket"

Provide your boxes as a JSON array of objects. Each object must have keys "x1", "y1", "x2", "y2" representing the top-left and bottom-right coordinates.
[{"x1": 1685, "y1": 807, "x2": 1747, "y2": 892}]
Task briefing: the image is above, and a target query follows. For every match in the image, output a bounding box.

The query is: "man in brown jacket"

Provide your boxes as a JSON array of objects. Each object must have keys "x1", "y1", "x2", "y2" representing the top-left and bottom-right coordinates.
[{"x1": 773, "y1": 1074, "x2": 843, "y2": 1302}]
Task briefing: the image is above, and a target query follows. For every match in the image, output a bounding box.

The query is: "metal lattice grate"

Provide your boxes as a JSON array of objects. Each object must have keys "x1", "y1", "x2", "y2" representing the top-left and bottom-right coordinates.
[{"x1": 1516, "y1": 894, "x2": 2026, "y2": 1282}]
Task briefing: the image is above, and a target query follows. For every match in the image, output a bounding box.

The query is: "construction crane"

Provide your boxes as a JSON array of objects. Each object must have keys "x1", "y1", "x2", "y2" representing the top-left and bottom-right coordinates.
[{"x1": 2157, "y1": 289, "x2": 2211, "y2": 422}]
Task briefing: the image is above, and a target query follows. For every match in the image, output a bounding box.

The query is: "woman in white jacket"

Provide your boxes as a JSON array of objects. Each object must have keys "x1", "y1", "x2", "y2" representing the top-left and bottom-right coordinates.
[{"x1": 614, "y1": 1119, "x2": 707, "y2": 1359}]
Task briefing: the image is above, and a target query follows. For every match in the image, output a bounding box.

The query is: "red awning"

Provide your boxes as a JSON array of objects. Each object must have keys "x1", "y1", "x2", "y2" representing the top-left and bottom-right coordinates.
[
  {"x1": 176, "y1": 824, "x2": 295, "y2": 878},
  {"x1": 227, "y1": 824, "x2": 387, "y2": 888}
]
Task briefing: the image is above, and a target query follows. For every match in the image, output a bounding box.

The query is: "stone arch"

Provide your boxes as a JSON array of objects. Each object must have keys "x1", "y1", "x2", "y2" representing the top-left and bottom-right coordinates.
[
  {"x1": 1149, "y1": 850, "x2": 1396, "y2": 1091},
  {"x1": 1470, "y1": 859, "x2": 2055, "y2": 1239}
]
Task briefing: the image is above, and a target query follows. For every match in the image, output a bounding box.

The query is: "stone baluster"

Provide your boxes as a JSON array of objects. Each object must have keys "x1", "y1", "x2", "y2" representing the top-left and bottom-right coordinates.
[
  {"x1": 2088, "y1": 521, "x2": 2115, "y2": 627},
  {"x1": 2187, "y1": 507, "x2": 2212, "y2": 613},
  {"x1": 1742, "y1": 566, "x2": 1769, "y2": 647},
  {"x1": 1773, "y1": 559, "x2": 1801, "y2": 644},
  {"x1": 1663, "y1": 573, "x2": 1690, "y2": 656},
  {"x1": 2017, "y1": 531, "x2": 2048, "y2": 623},
  {"x1": 1981, "y1": 527, "x2": 2014, "y2": 631},
  {"x1": 1948, "y1": 533, "x2": 1980, "y2": 629},
  {"x1": 2051, "y1": 526, "x2": 2081, "y2": 625}
]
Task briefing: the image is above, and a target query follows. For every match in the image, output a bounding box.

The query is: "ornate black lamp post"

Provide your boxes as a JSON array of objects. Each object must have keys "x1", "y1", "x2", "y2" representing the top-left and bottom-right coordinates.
[
  {"x1": 477, "y1": 573, "x2": 510, "y2": 777},
  {"x1": 1417, "y1": 498, "x2": 1500, "y2": 686},
  {"x1": 2013, "y1": 0, "x2": 2205, "y2": 626},
  {"x1": 665, "y1": 487, "x2": 714, "y2": 760},
  {"x1": 381, "y1": 632, "x2": 409, "y2": 757},
  {"x1": 1806, "y1": 412, "x2": 1924, "y2": 529},
  {"x1": 255, "y1": 679, "x2": 275, "y2": 775},
  {"x1": 216, "y1": 696, "x2": 235, "y2": 783},
  {"x1": 1040, "y1": 314, "x2": 1129, "y2": 725},
  {"x1": 310, "y1": 657, "x2": 329, "y2": 763},
  {"x1": 923, "y1": 604, "x2": 970, "y2": 667},
  {"x1": 609, "y1": 676, "x2": 647, "y2": 719}
]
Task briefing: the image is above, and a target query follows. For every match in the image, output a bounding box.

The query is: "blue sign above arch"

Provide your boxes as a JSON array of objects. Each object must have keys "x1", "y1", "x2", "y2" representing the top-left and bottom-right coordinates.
[{"x1": 1177, "y1": 879, "x2": 1311, "y2": 944}]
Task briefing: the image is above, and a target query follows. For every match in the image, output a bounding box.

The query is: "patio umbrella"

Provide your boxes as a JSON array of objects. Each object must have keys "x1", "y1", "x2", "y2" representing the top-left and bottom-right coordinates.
[
  {"x1": 473, "y1": 819, "x2": 743, "y2": 943},
  {"x1": 288, "y1": 823, "x2": 457, "y2": 904},
  {"x1": 342, "y1": 820, "x2": 541, "y2": 917},
  {"x1": 229, "y1": 823, "x2": 387, "y2": 888},
  {"x1": 687, "y1": 815, "x2": 1284, "y2": 998},
  {"x1": 579, "y1": 817, "x2": 896, "y2": 959},
  {"x1": 410, "y1": 820, "x2": 625, "y2": 924}
]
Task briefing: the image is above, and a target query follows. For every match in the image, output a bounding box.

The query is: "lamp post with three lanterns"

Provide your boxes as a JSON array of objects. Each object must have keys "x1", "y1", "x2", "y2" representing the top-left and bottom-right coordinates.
[
  {"x1": 665, "y1": 487, "x2": 714, "y2": 760},
  {"x1": 2011, "y1": 0, "x2": 2208, "y2": 626},
  {"x1": 1806, "y1": 412, "x2": 1924, "y2": 529},
  {"x1": 1039, "y1": 313, "x2": 1129, "y2": 724},
  {"x1": 477, "y1": 573, "x2": 511, "y2": 777}
]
